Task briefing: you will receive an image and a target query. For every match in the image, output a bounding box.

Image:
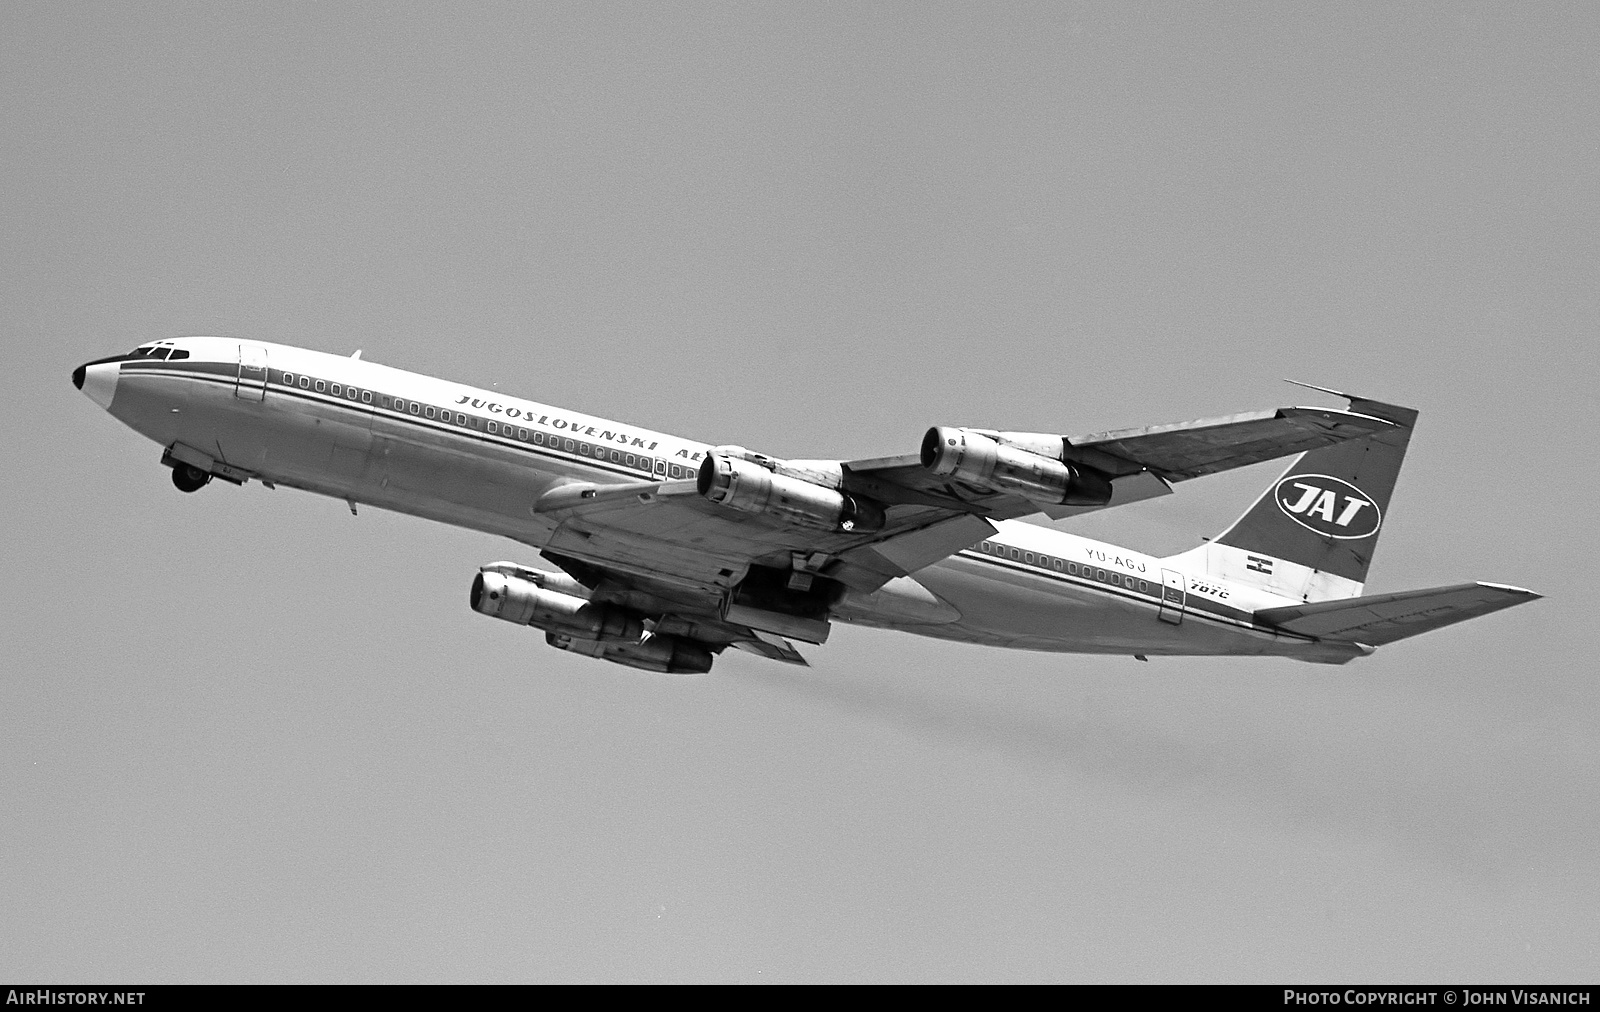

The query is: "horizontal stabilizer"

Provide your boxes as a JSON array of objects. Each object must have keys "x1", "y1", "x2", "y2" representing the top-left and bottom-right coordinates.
[{"x1": 1255, "y1": 582, "x2": 1540, "y2": 646}]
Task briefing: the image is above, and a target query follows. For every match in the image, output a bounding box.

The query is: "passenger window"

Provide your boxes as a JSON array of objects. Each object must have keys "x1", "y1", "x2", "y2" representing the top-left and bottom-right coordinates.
[
  {"x1": 169, "y1": 349, "x2": 189, "y2": 360},
  {"x1": 315, "y1": 380, "x2": 325, "y2": 392},
  {"x1": 487, "y1": 421, "x2": 497, "y2": 434},
  {"x1": 1025, "y1": 552, "x2": 1034, "y2": 564},
  {"x1": 579, "y1": 443, "x2": 589, "y2": 456},
  {"x1": 1111, "y1": 574, "x2": 1121, "y2": 586},
  {"x1": 283, "y1": 373, "x2": 294, "y2": 384},
  {"x1": 425, "y1": 406, "x2": 435, "y2": 418},
  {"x1": 655, "y1": 460, "x2": 666, "y2": 475},
  {"x1": 331, "y1": 384, "x2": 341, "y2": 396},
  {"x1": 409, "y1": 402, "x2": 419, "y2": 415},
  {"x1": 1096, "y1": 569, "x2": 1106, "y2": 581},
  {"x1": 301, "y1": 377, "x2": 310, "y2": 389},
  {"x1": 625, "y1": 454, "x2": 636, "y2": 466},
  {"x1": 533, "y1": 433, "x2": 544, "y2": 445},
  {"x1": 1053, "y1": 559, "x2": 1063, "y2": 571},
  {"x1": 362, "y1": 391, "x2": 371, "y2": 403},
  {"x1": 564, "y1": 439, "x2": 574, "y2": 451},
  {"x1": 518, "y1": 428, "x2": 528, "y2": 440},
  {"x1": 610, "y1": 450, "x2": 620, "y2": 462},
  {"x1": 1139, "y1": 580, "x2": 1148, "y2": 592},
  {"x1": 347, "y1": 387, "x2": 357, "y2": 400}
]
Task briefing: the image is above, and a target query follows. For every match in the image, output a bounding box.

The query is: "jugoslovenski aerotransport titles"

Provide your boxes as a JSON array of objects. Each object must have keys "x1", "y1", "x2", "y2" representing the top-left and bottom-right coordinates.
[{"x1": 73, "y1": 338, "x2": 1538, "y2": 673}]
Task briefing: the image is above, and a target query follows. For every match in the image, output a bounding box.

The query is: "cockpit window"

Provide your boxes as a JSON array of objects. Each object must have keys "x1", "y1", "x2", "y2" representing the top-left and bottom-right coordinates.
[{"x1": 125, "y1": 343, "x2": 188, "y2": 361}]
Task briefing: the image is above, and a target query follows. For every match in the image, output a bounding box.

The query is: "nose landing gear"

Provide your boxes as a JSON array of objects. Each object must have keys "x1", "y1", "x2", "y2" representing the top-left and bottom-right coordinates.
[{"x1": 171, "y1": 463, "x2": 211, "y2": 493}]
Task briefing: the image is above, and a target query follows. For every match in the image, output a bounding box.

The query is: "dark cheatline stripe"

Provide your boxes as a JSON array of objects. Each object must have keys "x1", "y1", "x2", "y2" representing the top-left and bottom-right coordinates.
[
  {"x1": 146, "y1": 363, "x2": 649, "y2": 482},
  {"x1": 121, "y1": 359, "x2": 235, "y2": 377},
  {"x1": 957, "y1": 549, "x2": 1265, "y2": 632}
]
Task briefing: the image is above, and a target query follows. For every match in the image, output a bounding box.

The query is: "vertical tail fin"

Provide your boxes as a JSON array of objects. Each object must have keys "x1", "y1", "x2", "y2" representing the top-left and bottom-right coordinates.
[{"x1": 1167, "y1": 390, "x2": 1418, "y2": 603}]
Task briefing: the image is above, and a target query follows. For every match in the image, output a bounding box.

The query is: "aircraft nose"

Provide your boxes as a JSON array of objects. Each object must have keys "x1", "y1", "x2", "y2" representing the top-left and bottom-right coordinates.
[{"x1": 75, "y1": 358, "x2": 121, "y2": 410}]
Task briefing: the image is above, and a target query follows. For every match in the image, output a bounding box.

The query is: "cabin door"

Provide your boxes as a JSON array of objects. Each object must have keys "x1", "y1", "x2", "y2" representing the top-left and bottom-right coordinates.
[
  {"x1": 1158, "y1": 569, "x2": 1187, "y2": 625},
  {"x1": 236, "y1": 343, "x2": 268, "y2": 400}
]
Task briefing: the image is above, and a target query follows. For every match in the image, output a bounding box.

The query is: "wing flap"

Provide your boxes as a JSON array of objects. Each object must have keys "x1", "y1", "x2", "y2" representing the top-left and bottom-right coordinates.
[
  {"x1": 730, "y1": 631, "x2": 810, "y2": 666},
  {"x1": 1255, "y1": 582, "x2": 1541, "y2": 646},
  {"x1": 829, "y1": 514, "x2": 996, "y2": 591},
  {"x1": 533, "y1": 478, "x2": 699, "y2": 514}
]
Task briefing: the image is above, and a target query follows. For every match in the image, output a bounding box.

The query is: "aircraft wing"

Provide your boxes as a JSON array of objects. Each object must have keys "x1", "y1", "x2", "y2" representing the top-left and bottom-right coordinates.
[
  {"x1": 529, "y1": 482, "x2": 999, "y2": 594},
  {"x1": 1059, "y1": 405, "x2": 1398, "y2": 481},
  {"x1": 841, "y1": 404, "x2": 1396, "y2": 521},
  {"x1": 1255, "y1": 582, "x2": 1541, "y2": 646},
  {"x1": 524, "y1": 403, "x2": 1396, "y2": 601}
]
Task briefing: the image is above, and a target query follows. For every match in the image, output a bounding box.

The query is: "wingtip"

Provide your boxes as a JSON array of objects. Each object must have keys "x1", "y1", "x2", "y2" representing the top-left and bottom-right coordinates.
[
  {"x1": 1285, "y1": 378, "x2": 1358, "y2": 400},
  {"x1": 1284, "y1": 380, "x2": 1420, "y2": 428},
  {"x1": 1476, "y1": 581, "x2": 1543, "y2": 600}
]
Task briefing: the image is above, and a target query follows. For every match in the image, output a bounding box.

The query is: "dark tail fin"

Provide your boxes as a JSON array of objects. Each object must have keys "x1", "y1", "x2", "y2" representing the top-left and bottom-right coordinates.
[{"x1": 1167, "y1": 390, "x2": 1418, "y2": 602}]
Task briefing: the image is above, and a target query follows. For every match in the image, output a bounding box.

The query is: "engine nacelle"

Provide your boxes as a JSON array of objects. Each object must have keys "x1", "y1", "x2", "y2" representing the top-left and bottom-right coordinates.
[
  {"x1": 546, "y1": 631, "x2": 715, "y2": 674},
  {"x1": 470, "y1": 572, "x2": 644, "y2": 640},
  {"x1": 698, "y1": 453, "x2": 885, "y2": 532},
  {"x1": 920, "y1": 426, "x2": 1113, "y2": 506},
  {"x1": 478, "y1": 562, "x2": 590, "y2": 599}
]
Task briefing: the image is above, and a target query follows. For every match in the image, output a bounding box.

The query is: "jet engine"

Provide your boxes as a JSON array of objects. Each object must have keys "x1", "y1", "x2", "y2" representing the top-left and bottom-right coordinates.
[
  {"x1": 545, "y1": 631, "x2": 715, "y2": 675},
  {"x1": 698, "y1": 453, "x2": 885, "y2": 532},
  {"x1": 920, "y1": 426, "x2": 1113, "y2": 506},
  {"x1": 471, "y1": 571, "x2": 644, "y2": 641}
]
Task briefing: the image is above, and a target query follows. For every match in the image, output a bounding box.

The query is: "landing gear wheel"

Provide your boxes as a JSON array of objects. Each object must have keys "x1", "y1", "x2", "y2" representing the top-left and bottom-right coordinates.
[{"x1": 171, "y1": 464, "x2": 211, "y2": 493}]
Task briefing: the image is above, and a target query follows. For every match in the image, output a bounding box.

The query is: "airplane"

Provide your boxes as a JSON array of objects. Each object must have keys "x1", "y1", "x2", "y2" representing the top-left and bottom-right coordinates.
[{"x1": 72, "y1": 337, "x2": 1538, "y2": 673}]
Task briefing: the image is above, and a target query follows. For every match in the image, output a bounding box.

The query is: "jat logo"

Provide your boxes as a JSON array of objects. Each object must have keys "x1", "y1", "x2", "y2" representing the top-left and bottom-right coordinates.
[{"x1": 1274, "y1": 474, "x2": 1382, "y2": 539}]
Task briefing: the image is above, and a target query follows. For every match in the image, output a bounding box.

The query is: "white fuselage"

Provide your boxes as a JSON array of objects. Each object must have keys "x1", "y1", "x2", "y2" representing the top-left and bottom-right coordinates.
[{"x1": 78, "y1": 337, "x2": 1361, "y2": 664}]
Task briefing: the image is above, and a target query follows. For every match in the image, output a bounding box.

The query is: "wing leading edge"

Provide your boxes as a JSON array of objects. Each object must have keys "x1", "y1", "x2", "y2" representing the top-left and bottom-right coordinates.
[{"x1": 841, "y1": 404, "x2": 1396, "y2": 523}]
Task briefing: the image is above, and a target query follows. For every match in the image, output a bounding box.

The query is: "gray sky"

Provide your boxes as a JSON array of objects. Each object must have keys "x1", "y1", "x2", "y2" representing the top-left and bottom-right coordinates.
[{"x1": 3, "y1": 2, "x2": 1597, "y2": 982}]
